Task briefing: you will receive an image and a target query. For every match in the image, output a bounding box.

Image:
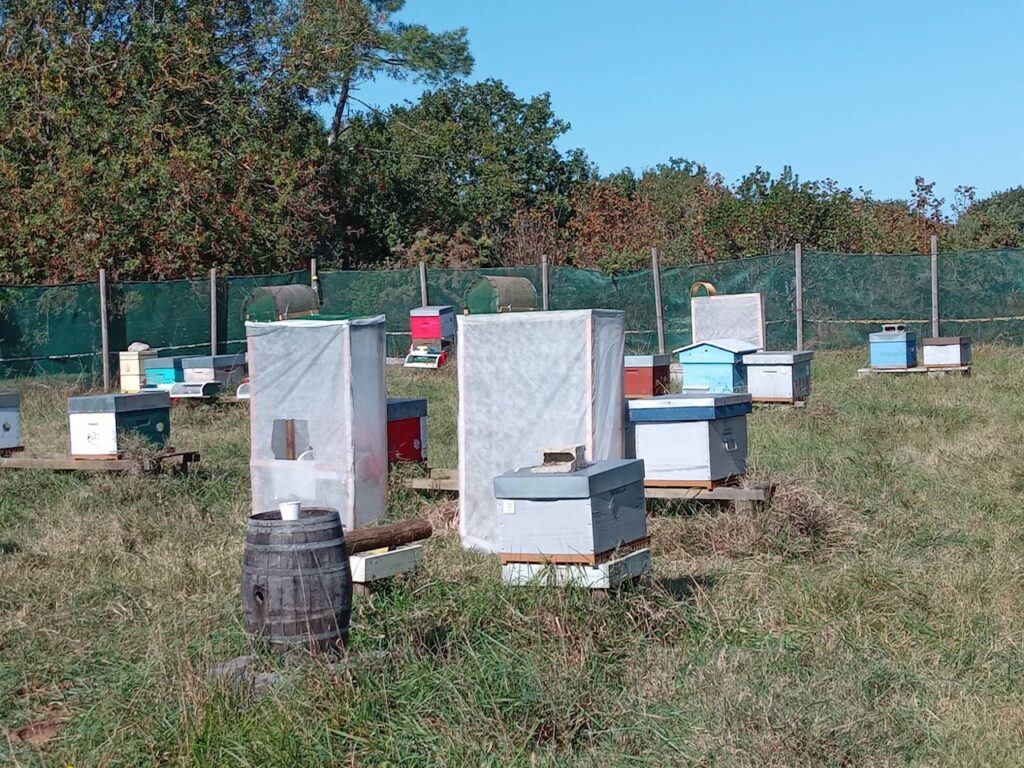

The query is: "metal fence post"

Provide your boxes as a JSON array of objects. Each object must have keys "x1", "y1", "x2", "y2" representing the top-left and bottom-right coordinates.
[
  {"x1": 209, "y1": 267, "x2": 218, "y2": 355},
  {"x1": 795, "y1": 243, "x2": 804, "y2": 351},
  {"x1": 541, "y1": 253, "x2": 550, "y2": 310},
  {"x1": 99, "y1": 268, "x2": 110, "y2": 392},
  {"x1": 651, "y1": 247, "x2": 665, "y2": 354},
  {"x1": 419, "y1": 261, "x2": 429, "y2": 306},
  {"x1": 930, "y1": 234, "x2": 939, "y2": 337}
]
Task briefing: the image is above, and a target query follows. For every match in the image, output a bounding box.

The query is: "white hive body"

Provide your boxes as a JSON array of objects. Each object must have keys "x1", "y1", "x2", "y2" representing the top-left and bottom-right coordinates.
[
  {"x1": 626, "y1": 393, "x2": 752, "y2": 485},
  {"x1": 922, "y1": 337, "x2": 971, "y2": 368},
  {"x1": 742, "y1": 351, "x2": 814, "y2": 402},
  {"x1": 246, "y1": 316, "x2": 387, "y2": 530},
  {"x1": 457, "y1": 309, "x2": 626, "y2": 552},
  {"x1": 493, "y1": 459, "x2": 647, "y2": 559}
]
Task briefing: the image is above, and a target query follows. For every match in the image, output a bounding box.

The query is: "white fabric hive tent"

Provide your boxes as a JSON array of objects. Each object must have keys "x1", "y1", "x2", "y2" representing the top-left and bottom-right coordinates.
[
  {"x1": 457, "y1": 309, "x2": 626, "y2": 552},
  {"x1": 246, "y1": 316, "x2": 387, "y2": 530}
]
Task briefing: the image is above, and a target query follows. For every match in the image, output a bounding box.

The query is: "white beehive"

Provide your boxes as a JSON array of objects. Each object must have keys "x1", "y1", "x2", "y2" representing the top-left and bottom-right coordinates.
[
  {"x1": 493, "y1": 459, "x2": 647, "y2": 560},
  {"x1": 742, "y1": 351, "x2": 814, "y2": 403},
  {"x1": 922, "y1": 337, "x2": 971, "y2": 368},
  {"x1": 0, "y1": 392, "x2": 21, "y2": 450},
  {"x1": 246, "y1": 317, "x2": 388, "y2": 531},
  {"x1": 458, "y1": 310, "x2": 626, "y2": 552},
  {"x1": 626, "y1": 393, "x2": 752, "y2": 487}
]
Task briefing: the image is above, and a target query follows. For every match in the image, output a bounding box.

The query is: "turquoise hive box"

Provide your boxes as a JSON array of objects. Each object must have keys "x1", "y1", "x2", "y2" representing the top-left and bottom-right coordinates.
[
  {"x1": 142, "y1": 355, "x2": 187, "y2": 386},
  {"x1": 673, "y1": 339, "x2": 758, "y2": 393},
  {"x1": 869, "y1": 326, "x2": 917, "y2": 369}
]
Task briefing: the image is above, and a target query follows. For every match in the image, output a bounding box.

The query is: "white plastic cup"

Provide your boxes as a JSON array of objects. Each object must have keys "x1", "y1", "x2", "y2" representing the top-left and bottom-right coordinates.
[{"x1": 279, "y1": 501, "x2": 301, "y2": 521}]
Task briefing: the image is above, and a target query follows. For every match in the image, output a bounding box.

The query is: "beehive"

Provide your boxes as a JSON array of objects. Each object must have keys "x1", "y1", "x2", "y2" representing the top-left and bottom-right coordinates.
[
  {"x1": 624, "y1": 354, "x2": 672, "y2": 398},
  {"x1": 922, "y1": 337, "x2": 971, "y2": 368},
  {"x1": 119, "y1": 349, "x2": 157, "y2": 393},
  {"x1": 493, "y1": 459, "x2": 647, "y2": 561},
  {"x1": 181, "y1": 353, "x2": 247, "y2": 385},
  {"x1": 0, "y1": 392, "x2": 21, "y2": 450},
  {"x1": 386, "y1": 398, "x2": 428, "y2": 464},
  {"x1": 742, "y1": 351, "x2": 814, "y2": 403},
  {"x1": 142, "y1": 355, "x2": 187, "y2": 386},
  {"x1": 626, "y1": 393, "x2": 752, "y2": 487},
  {"x1": 869, "y1": 327, "x2": 917, "y2": 369},
  {"x1": 68, "y1": 391, "x2": 170, "y2": 458},
  {"x1": 409, "y1": 306, "x2": 456, "y2": 343},
  {"x1": 674, "y1": 339, "x2": 758, "y2": 393}
]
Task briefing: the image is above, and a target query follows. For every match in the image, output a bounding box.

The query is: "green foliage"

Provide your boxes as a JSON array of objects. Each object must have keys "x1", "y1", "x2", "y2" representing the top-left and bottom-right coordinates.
[{"x1": 334, "y1": 79, "x2": 592, "y2": 266}]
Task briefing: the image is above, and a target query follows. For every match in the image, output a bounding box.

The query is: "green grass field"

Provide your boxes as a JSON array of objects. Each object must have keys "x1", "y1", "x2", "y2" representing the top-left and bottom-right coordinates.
[{"x1": 3, "y1": 349, "x2": 1024, "y2": 766}]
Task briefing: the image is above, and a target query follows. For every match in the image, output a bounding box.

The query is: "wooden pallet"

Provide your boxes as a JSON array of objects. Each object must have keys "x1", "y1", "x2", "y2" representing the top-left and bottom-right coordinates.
[
  {"x1": 403, "y1": 467, "x2": 458, "y2": 492},
  {"x1": 752, "y1": 398, "x2": 807, "y2": 407},
  {"x1": 857, "y1": 365, "x2": 970, "y2": 378},
  {"x1": 405, "y1": 469, "x2": 773, "y2": 507},
  {"x1": 502, "y1": 548, "x2": 651, "y2": 590},
  {"x1": 499, "y1": 536, "x2": 651, "y2": 566},
  {"x1": 0, "y1": 450, "x2": 200, "y2": 475}
]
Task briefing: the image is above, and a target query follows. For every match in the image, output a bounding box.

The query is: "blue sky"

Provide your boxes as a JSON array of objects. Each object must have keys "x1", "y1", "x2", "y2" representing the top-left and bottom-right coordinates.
[{"x1": 324, "y1": 0, "x2": 1024, "y2": 203}]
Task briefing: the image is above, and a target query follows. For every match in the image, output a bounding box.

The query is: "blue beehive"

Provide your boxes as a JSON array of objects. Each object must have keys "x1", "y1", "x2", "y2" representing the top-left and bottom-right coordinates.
[
  {"x1": 869, "y1": 326, "x2": 917, "y2": 369},
  {"x1": 673, "y1": 339, "x2": 758, "y2": 393},
  {"x1": 142, "y1": 355, "x2": 187, "y2": 385}
]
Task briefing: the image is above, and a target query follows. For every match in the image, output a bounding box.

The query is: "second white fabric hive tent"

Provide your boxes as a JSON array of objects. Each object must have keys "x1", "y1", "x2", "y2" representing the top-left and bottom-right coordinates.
[{"x1": 457, "y1": 309, "x2": 626, "y2": 552}]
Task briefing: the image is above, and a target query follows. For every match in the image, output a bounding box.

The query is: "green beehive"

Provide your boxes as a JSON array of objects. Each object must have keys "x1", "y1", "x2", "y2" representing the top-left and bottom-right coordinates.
[{"x1": 464, "y1": 276, "x2": 538, "y2": 315}]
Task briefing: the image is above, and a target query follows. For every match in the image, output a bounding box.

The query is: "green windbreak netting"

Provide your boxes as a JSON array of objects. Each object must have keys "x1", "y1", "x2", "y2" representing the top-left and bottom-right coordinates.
[
  {"x1": 0, "y1": 282, "x2": 102, "y2": 377},
  {"x1": 938, "y1": 250, "x2": 1024, "y2": 344},
  {"x1": 803, "y1": 252, "x2": 932, "y2": 347},
  {"x1": 5, "y1": 249, "x2": 1024, "y2": 378},
  {"x1": 111, "y1": 278, "x2": 211, "y2": 358}
]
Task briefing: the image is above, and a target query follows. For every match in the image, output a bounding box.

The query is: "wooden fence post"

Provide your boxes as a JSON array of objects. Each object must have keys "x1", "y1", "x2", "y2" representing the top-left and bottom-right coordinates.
[
  {"x1": 541, "y1": 253, "x2": 550, "y2": 310},
  {"x1": 419, "y1": 261, "x2": 428, "y2": 306},
  {"x1": 209, "y1": 267, "x2": 218, "y2": 355},
  {"x1": 99, "y1": 268, "x2": 110, "y2": 392},
  {"x1": 651, "y1": 247, "x2": 665, "y2": 354},
  {"x1": 795, "y1": 243, "x2": 804, "y2": 351},
  {"x1": 930, "y1": 234, "x2": 939, "y2": 337}
]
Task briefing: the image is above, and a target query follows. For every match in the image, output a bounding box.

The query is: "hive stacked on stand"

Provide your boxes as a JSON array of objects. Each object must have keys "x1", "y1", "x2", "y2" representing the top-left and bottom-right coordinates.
[
  {"x1": 0, "y1": 392, "x2": 21, "y2": 452},
  {"x1": 626, "y1": 393, "x2": 752, "y2": 489},
  {"x1": 674, "y1": 339, "x2": 758, "y2": 393},
  {"x1": 386, "y1": 398, "x2": 428, "y2": 464},
  {"x1": 405, "y1": 306, "x2": 455, "y2": 369},
  {"x1": 742, "y1": 351, "x2": 814, "y2": 404},
  {"x1": 624, "y1": 354, "x2": 672, "y2": 397},
  {"x1": 68, "y1": 391, "x2": 171, "y2": 458},
  {"x1": 494, "y1": 454, "x2": 651, "y2": 589}
]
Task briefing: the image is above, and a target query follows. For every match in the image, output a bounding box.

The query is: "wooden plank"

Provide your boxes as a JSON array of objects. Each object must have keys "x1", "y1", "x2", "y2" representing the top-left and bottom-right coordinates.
[
  {"x1": 857, "y1": 365, "x2": 970, "y2": 378},
  {"x1": 0, "y1": 451, "x2": 199, "y2": 474},
  {"x1": 405, "y1": 475, "x2": 459, "y2": 491},
  {"x1": 644, "y1": 484, "x2": 772, "y2": 502},
  {"x1": 499, "y1": 537, "x2": 650, "y2": 566}
]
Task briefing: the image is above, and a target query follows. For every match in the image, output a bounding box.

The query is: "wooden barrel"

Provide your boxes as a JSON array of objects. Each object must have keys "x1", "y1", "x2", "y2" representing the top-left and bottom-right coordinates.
[{"x1": 241, "y1": 507, "x2": 353, "y2": 652}]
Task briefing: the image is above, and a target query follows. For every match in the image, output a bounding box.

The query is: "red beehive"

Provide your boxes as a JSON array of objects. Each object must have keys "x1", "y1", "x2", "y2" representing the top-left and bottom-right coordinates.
[
  {"x1": 410, "y1": 306, "x2": 456, "y2": 343},
  {"x1": 386, "y1": 398, "x2": 428, "y2": 464},
  {"x1": 624, "y1": 354, "x2": 672, "y2": 398}
]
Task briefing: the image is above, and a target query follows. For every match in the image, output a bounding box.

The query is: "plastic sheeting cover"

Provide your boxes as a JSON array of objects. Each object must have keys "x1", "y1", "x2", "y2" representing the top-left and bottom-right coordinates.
[
  {"x1": 246, "y1": 316, "x2": 387, "y2": 530},
  {"x1": 457, "y1": 309, "x2": 626, "y2": 551},
  {"x1": 691, "y1": 294, "x2": 766, "y2": 350}
]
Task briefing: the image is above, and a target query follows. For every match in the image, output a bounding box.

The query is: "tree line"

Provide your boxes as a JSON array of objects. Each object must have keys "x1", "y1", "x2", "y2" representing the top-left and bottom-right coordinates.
[{"x1": 1, "y1": 0, "x2": 1022, "y2": 283}]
